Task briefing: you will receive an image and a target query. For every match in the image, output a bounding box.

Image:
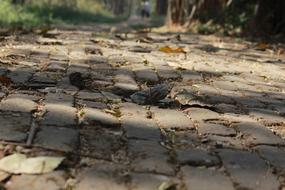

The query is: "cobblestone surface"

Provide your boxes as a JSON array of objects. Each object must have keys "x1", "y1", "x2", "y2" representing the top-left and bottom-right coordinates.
[{"x1": 0, "y1": 26, "x2": 284, "y2": 189}]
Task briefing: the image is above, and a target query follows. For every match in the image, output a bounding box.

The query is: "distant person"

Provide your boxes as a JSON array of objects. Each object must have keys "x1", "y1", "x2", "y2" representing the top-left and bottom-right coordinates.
[{"x1": 141, "y1": 0, "x2": 151, "y2": 19}]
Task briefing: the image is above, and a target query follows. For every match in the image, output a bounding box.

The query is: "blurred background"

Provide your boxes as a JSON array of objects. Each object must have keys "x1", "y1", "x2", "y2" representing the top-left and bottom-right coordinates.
[{"x1": 1, "y1": 0, "x2": 285, "y2": 37}]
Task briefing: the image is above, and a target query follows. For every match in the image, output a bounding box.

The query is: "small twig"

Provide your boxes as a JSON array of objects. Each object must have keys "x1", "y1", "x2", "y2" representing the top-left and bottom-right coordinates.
[{"x1": 26, "y1": 120, "x2": 39, "y2": 146}]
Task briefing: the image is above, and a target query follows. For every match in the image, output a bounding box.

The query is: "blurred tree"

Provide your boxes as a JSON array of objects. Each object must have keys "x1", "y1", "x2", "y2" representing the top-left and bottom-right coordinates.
[
  {"x1": 254, "y1": 0, "x2": 285, "y2": 34},
  {"x1": 101, "y1": 0, "x2": 129, "y2": 15},
  {"x1": 156, "y1": 0, "x2": 167, "y2": 15},
  {"x1": 11, "y1": 0, "x2": 26, "y2": 4},
  {"x1": 166, "y1": 0, "x2": 232, "y2": 26}
]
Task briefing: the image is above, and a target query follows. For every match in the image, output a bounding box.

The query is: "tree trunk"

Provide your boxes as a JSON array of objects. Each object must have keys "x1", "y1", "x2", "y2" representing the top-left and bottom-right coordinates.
[
  {"x1": 156, "y1": 0, "x2": 168, "y2": 15},
  {"x1": 112, "y1": 0, "x2": 125, "y2": 15},
  {"x1": 166, "y1": 0, "x2": 188, "y2": 26},
  {"x1": 255, "y1": 0, "x2": 285, "y2": 34}
]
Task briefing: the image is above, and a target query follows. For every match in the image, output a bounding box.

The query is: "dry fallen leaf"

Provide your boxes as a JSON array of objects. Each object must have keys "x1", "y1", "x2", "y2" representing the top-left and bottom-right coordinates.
[
  {"x1": 276, "y1": 48, "x2": 285, "y2": 56},
  {"x1": 0, "y1": 76, "x2": 12, "y2": 87},
  {"x1": 0, "y1": 154, "x2": 64, "y2": 174},
  {"x1": 0, "y1": 171, "x2": 9, "y2": 182},
  {"x1": 159, "y1": 46, "x2": 186, "y2": 54},
  {"x1": 255, "y1": 43, "x2": 271, "y2": 51}
]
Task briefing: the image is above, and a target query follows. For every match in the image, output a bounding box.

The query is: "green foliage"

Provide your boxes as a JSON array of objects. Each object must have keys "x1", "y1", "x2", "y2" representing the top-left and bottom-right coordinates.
[
  {"x1": 191, "y1": 0, "x2": 256, "y2": 36},
  {"x1": 0, "y1": 0, "x2": 122, "y2": 29}
]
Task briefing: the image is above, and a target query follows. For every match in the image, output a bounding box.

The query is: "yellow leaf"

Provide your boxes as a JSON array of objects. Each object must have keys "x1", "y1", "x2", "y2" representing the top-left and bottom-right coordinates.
[{"x1": 159, "y1": 46, "x2": 186, "y2": 54}]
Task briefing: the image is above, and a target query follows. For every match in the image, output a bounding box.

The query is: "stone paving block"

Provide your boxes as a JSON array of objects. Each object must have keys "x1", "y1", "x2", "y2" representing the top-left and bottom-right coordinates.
[
  {"x1": 134, "y1": 67, "x2": 159, "y2": 84},
  {"x1": 256, "y1": 145, "x2": 285, "y2": 171},
  {"x1": 128, "y1": 140, "x2": 174, "y2": 175},
  {"x1": 0, "y1": 96, "x2": 37, "y2": 113},
  {"x1": 75, "y1": 164, "x2": 128, "y2": 190},
  {"x1": 66, "y1": 64, "x2": 90, "y2": 75},
  {"x1": 212, "y1": 80, "x2": 238, "y2": 91},
  {"x1": 6, "y1": 171, "x2": 66, "y2": 190},
  {"x1": 204, "y1": 94, "x2": 235, "y2": 105},
  {"x1": 234, "y1": 122, "x2": 284, "y2": 145},
  {"x1": 46, "y1": 61, "x2": 67, "y2": 72},
  {"x1": 114, "y1": 69, "x2": 136, "y2": 83},
  {"x1": 40, "y1": 104, "x2": 77, "y2": 126},
  {"x1": 151, "y1": 107, "x2": 194, "y2": 129},
  {"x1": 76, "y1": 90, "x2": 106, "y2": 102},
  {"x1": 176, "y1": 148, "x2": 220, "y2": 166},
  {"x1": 101, "y1": 91, "x2": 122, "y2": 103},
  {"x1": 219, "y1": 149, "x2": 280, "y2": 190},
  {"x1": 0, "y1": 68, "x2": 7, "y2": 75},
  {"x1": 34, "y1": 126, "x2": 79, "y2": 152},
  {"x1": 184, "y1": 108, "x2": 221, "y2": 122},
  {"x1": 130, "y1": 173, "x2": 178, "y2": 190},
  {"x1": 197, "y1": 122, "x2": 236, "y2": 136},
  {"x1": 122, "y1": 115, "x2": 161, "y2": 141},
  {"x1": 214, "y1": 103, "x2": 242, "y2": 114},
  {"x1": 172, "y1": 90, "x2": 211, "y2": 107},
  {"x1": 56, "y1": 76, "x2": 79, "y2": 92},
  {"x1": 7, "y1": 67, "x2": 34, "y2": 85},
  {"x1": 193, "y1": 84, "x2": 220, "y2": 95},
  {"x1": 156, "y1": 66, "x2": 180, "y2": 80},
  {"x1": 113, "y1": 82, "x2": 139, "y2": 96},
  {"x1": 8, "y1": 93, "x2": 40, "y2": 102},
  {"x1": 83, "y1": 108, "x2": 120, "y2": 127},
  {"x1": 0, "y1": 113, "x2": 30, "y2": 142},
  {"x1": 173, "y1": 131, "x2": 200, "y2": 146},
  {"x1": 80, "y1": 129, "x2": 122, "y2": 160},
  {"x1": 45, "y1": 92, "x2": 74, "y2": 107},
  {"x1": 120, "y1": 103, "x2": 161, "y2": 141},
  {"x1": 0, "y1": 92, "x2": 5, "y2": 99},
  {"x1": 181, "y1": 166, "x2": 235, "y2": 190},
  {"x1": 88, "y1": 55, "x2": 108, "y2": 64},
  {"x1": 181, "y1": 70, "x2": 203, "y2": 82},
  {"x1": 235, "y1": 97, "x2": 266, "y2": 108},
  {"x1": 91, "y1": 63, "x2": 114, "y2": 75},
  {"x1": 120, "y1": 102, "x2": 145, "y2": 115},
  {"x1": 30, "y1": 72, "x2": 60, "y2": 84},
  {"x1": 206, "y1": 135, "x2": 243, "y2": 149},
  {"x1": 77, "y1": 99, "x2": 108, "y2": 109},
  {"x1": 248, "y1": 108, "x2": 285, "y2": 125}
]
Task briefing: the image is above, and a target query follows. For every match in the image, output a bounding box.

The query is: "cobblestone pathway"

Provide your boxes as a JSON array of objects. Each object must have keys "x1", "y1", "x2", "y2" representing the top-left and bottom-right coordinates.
[{"x1": 0, "y1": 27, "x2": 284, "y2": 190}]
